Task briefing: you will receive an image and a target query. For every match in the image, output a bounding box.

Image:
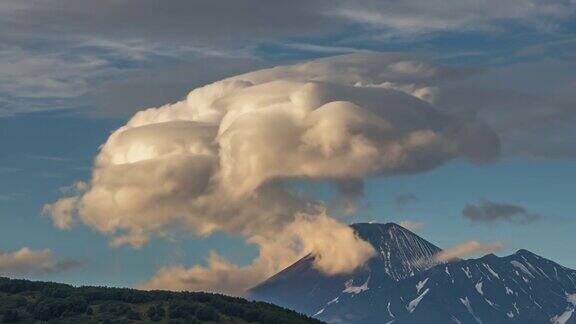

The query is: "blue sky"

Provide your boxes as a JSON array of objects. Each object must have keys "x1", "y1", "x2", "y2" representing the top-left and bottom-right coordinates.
[{"x1": 0, "y1": 0, "x2": 575, "y2": 291}]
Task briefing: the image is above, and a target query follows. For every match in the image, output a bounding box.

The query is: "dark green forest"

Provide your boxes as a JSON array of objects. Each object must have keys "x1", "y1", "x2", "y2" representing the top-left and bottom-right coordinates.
[{"x1": 0, "y1": 277, "x2": 323, "y2": 323}]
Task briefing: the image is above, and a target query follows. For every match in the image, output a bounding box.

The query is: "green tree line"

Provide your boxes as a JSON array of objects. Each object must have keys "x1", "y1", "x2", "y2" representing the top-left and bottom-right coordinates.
[{"x1": 0, "y1": 277, "x2": 323, "y2": 323}]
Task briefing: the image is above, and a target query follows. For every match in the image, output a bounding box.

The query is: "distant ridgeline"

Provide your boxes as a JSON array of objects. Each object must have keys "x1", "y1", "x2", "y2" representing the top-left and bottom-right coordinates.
[{"x1": 0, "y1": 277, "x2": 322, "y2": 323}]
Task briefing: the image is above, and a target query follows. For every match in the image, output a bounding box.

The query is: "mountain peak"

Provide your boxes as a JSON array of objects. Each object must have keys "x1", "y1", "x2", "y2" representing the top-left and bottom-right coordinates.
[
  {"x1": 349, "y1": 221, "x2": 415, "y2": 238},
  {"x1": 349, "y1": 222, "x2": 441, "y2": 281},
  {"x1": 250, "y1": 223, "x2": 576, "y2": 324},
  {"x1": 515, "y1": 248, "x2": 536, "y2": 256},
  {"x1": 351, "y1": 221, "x2": 406, "y2": 230},
  {"x1": 249, "y1": 221, "x2": 441, "y2": 314}
]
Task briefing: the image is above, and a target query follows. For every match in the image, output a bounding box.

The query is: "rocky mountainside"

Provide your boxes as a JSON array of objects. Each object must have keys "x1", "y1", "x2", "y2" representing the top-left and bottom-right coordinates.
[
  {"x1": 250, "y1": 223, "x2": 576, "y2": 324},
  {"x1": 250, "y1": 223, "x2": 441, "y2": 315}
]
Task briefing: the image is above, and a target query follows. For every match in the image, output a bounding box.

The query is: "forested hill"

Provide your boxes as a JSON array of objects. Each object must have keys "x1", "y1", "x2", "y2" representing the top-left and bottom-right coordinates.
[{"x1": 0, "y1": 277, "x2": 323, "y2": 323}]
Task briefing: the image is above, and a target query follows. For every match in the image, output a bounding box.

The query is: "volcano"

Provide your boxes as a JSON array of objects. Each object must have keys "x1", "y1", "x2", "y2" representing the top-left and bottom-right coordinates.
[{"x1": 249, "y1": 223, "x2": 576, "y2": 324}]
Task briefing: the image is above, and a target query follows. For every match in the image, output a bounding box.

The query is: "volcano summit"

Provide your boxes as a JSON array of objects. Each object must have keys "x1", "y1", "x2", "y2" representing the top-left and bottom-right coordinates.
[{"x1": 250, "y1": 223, "x2": 576, "y2": 324}]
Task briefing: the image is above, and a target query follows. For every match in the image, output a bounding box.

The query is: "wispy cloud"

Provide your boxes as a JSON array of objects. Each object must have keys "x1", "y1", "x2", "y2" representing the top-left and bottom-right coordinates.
[
  {"x1": 27, "y1": 154, "x2": 70, "y2": 163},
  {"x1": 0, "y1": 192, "x2": 19, "y2": 201},
  {"x1": 462, "y1": 199, "x2": 540, "y2": 224},
  {"x1": 435, "y1": 241, "x2": 504, "y2": 262},
  {"x1": 0, "y1": 166, "x2": 21, "y2": 174},
  {"x1": 399, "y1": 220, "x2": 424, "y2": 232},
  {"x1": 0, "y1": 247, "x2": 82, "y2": 276},
  {"x1": 0, "y1": 40, "x2": 255, "y2": 117},
  {"x1": 282, "y1": 43, "x2": 373, "y2": 54},
  {"x1": 330, "y1": 0, "x2": 576, "y2": 34},
  {"x1": 0, "y1": 46, "x2": 108, "y2": 99},
  {"x1": 395, "y1": 193, "x2": 418, "y2": 209},
  {"x1": 0, "y1": 45, "x2": 114, "y2": 116}
]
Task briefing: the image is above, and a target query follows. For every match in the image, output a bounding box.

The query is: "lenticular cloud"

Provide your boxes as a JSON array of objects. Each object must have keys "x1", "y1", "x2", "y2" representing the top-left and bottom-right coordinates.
[{"x1": 45, "y1": 53, "x2": 499, "y2": 295}]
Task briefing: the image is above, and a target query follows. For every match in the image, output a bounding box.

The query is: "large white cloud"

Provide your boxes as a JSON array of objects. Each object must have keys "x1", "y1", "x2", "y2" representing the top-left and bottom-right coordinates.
[
  {"x1": 45, "y1": 53, "x2": 499, "y2": 295},
  {"x1": 138, "y1": 212, "x2": 375, "y2": 295}
]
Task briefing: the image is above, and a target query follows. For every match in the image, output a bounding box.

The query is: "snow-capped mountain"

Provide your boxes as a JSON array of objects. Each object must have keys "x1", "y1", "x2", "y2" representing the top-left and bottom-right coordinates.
[{"x1": 249, "y1": 223, "x2": 576, "y2": 324}]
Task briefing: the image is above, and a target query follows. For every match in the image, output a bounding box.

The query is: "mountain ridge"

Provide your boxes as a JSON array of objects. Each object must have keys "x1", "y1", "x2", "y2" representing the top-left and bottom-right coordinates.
[
  {"x1": 254, "y1": 222, "x2": 440, "y2": 290},
  {"x1": 250, "y1": 222, "x2": 576, "y2": 324}
]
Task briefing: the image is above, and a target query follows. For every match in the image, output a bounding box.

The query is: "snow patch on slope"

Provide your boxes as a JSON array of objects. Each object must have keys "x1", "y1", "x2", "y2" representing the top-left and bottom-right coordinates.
[
  {"x1": 366, "y1": 223, "x2": 441, "y2": 281},
  {"x1": 460, "y1": 297, "x2": 482, "y2": 324},
  {"x1": 343, "y1": 277, "x2": 370, "y2": 294},
  {"x1": 475, "y1": 282, "x2": 483, "y2": 295},
  {"x1": 551, "y1": 293, "x2": 576, "y2": 324},
  {"x1": 483, "y1": 263, "x2": 500, "y2": 279},
  {"x1": 387, "y1": 301, "x2": 394, "y2": 318},
  {"x1": 417, "y1": 278, "x2": 429, "y2": 293},
  {"x1": 407, "y1": 288, "x2": 430, "y2": 313},
  {"x1": 462, "y1": 267, "x2": 472, "y2": 279},
  {"x1": 511, "y1": 260, "x2": 534, "y2": 277}
]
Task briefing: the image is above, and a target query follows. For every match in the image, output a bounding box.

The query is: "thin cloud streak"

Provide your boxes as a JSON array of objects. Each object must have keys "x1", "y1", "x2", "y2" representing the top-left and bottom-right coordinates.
[
  {"x1": 27, "y1": 154, "x2": 70, "y2": 163},
  {"x1": 0, "y1": 247, "x2": 82, "y2": 276},
  {"x1": 435, "y1": 241, "x2": 504, "y2": 263},
  {"x1": 462, "y1": 199, "x2": 540, "y2": 224},
  {"x1": 396, "y1": 193, "x2": 418, "y2": 209}
]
